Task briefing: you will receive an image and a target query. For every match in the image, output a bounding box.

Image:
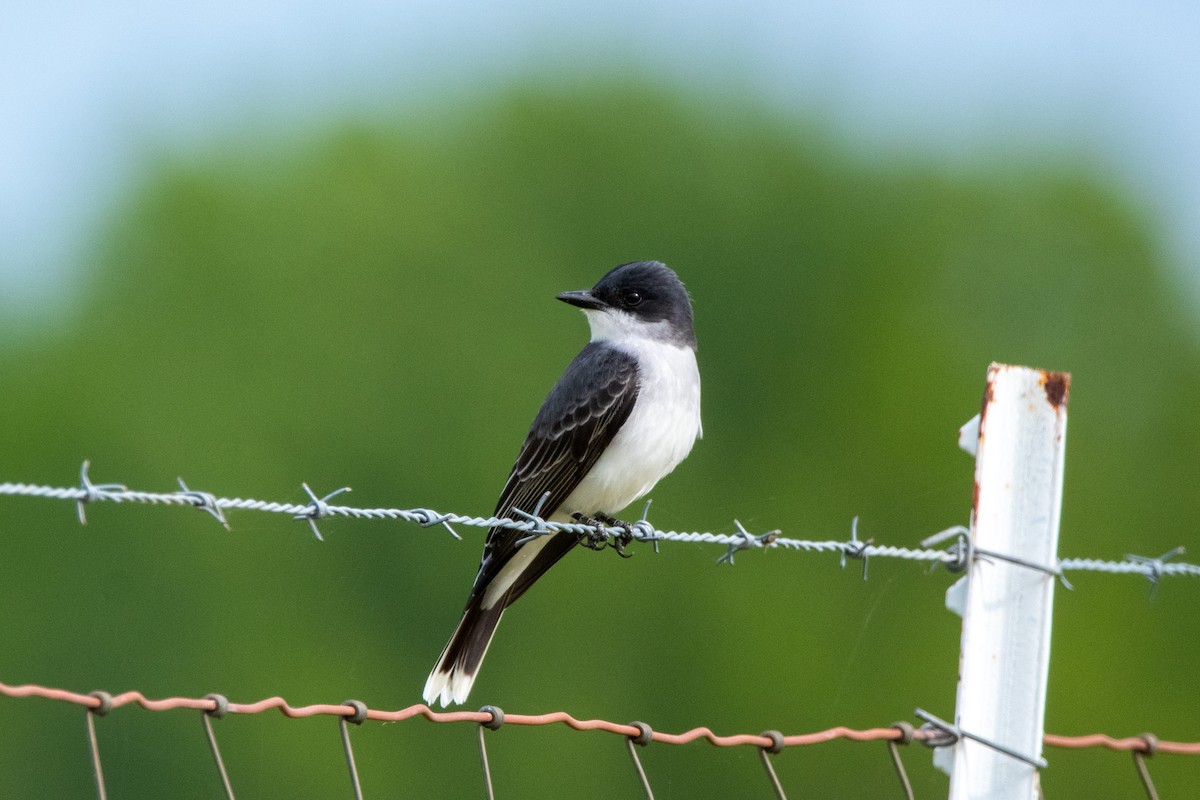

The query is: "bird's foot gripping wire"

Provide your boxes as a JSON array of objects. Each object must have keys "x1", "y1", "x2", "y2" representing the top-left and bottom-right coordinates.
[{"x1": 572, "y1": 512, "x2": 635, "y2": 558}]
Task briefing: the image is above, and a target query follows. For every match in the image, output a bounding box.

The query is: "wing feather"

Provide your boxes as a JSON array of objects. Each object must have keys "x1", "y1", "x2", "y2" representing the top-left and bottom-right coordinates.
[{"x1": 469, "y1": 342, "x2": 639, "y2": 599}]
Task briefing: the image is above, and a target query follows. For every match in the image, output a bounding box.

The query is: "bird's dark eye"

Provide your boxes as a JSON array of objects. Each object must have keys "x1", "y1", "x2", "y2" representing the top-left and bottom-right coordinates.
[{"x1": 622, "y1": 290, "x2": 643, "y2": 307}]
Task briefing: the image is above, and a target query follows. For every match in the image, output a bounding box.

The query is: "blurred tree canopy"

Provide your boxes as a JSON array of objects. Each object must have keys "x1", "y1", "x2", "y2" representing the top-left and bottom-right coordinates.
[{"x1": 1, "y1": 79, "x2": 1197, "y2": 798}]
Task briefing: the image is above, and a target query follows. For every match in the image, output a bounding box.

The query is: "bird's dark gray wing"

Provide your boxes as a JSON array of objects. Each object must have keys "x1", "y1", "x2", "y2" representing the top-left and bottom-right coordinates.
[{"x1": 468, "y1": 342, "x2": 640, "y2": 601}]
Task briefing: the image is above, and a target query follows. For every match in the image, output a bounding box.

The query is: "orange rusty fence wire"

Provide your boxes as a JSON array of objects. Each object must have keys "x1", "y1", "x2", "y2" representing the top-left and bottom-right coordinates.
[
  {"x1": 4, "y1": 679, "x2": 1199, "y2": 752},
  {"x1": 2, "y1": 677, "x2": 1197, "y2": 800}
]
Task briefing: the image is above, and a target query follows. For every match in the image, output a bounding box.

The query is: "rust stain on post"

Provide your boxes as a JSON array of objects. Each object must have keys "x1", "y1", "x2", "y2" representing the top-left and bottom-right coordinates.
[
  {"x1": 980, "y1": 379, "x2": 995, "y2": 422},
  {"x1": 1039, "y1": 371, "x2": 1071, "y2": 410}
]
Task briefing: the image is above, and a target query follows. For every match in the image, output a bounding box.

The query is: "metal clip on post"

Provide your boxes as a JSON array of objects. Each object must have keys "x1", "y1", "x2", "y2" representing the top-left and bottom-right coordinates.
[{"x1": 914, "y1": 708, "x2": 1047, "y2": 769}]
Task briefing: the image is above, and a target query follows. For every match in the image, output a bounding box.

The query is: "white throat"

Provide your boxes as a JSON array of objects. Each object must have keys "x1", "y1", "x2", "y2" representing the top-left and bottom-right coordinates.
[
  {"x1": 559, "y1": 306, "x2": 703, "y2": 519},
  {"x1": 583, "y1": 308, "x2": 684, "y2": 347}
]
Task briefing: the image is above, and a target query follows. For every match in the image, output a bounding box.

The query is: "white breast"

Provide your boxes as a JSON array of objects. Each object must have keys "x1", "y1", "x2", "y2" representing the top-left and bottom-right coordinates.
[
  {"x1": 481, "y1": 327, "x2": 701, "y2": 609},
  {"x1": 558, "y1": 338, "x2": 702, "y2": 519}
]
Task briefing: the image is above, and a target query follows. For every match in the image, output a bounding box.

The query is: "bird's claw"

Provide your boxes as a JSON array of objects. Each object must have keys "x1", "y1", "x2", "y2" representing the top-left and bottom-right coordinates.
[
  {"x1": 572, "y1": 513, "x2": 610, "y2": 551},
  {"x1": 572, "y1": 512, "x2": 635, "y2": 557},
  {"x1": 611, "y1": 529, "x2": 634, "y2": 558}
]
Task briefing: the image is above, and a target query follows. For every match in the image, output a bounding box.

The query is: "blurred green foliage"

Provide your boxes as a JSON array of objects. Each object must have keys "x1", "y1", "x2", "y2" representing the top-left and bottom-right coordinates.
[{"x1": 1, "y1": 79, "x2": 1198, "y2": 798}]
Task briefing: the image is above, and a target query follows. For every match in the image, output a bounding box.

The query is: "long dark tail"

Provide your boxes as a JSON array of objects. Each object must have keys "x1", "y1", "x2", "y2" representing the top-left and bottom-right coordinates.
[
  {"x1": 423, "y1": 530, "x2": 580, "y2": 706},
  {"x1": 422, "y1": 595, "x2": 506, "y2": 708}
]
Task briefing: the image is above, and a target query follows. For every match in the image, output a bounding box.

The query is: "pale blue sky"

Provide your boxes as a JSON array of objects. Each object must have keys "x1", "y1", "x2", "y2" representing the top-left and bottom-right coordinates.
[{"x1": 4, "y1": 1, "x2": 1199, "y2": 313}]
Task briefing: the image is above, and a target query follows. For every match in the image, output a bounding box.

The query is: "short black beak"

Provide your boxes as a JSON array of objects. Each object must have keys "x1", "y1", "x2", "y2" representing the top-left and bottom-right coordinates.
[{"x1": 556, "y1": 289, "x2": 606, "y2": 310}]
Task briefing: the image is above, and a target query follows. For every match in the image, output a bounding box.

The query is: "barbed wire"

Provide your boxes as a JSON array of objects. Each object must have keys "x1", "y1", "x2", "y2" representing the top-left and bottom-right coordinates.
[{"x1": 1, "y1": 463, "x2": 1198, "y2": 583}]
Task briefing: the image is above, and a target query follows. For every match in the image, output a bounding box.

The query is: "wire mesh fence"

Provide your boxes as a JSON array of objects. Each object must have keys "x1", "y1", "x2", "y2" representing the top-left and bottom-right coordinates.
[
  {"x1": 1, "y1": 462, "x2": 1198, "y2": 798},
  {"x1": 1, "y1": 679, "x2": 1196, "y2": 800}
]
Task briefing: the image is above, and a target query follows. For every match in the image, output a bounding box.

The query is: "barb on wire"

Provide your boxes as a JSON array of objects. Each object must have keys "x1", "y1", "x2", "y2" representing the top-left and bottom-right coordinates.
[
  {"x1": 1126, "y1": 548, "x2": 1187, "y2": 600},
  {"x1": 76, "y1": 461, "x2": 127, "y2": 526},
  {"x1": 295, "y1": 483, "x2": 352, "y2": 542},
  {"x1": 2, "y1": 466, "x2": 1200, "y2": 580},
  {"x1": 840, "y1": 516, "x2": 871, "y2": 580},
  {"x1": 716, "y1": 519, "x2": 778, "y2": 565},
  {"x1": 178, "y1": 478, "x2": 230, "y2": 530},
  {"x1": 633, "y1": 499, "x2": 659, "y2": 553},
  {"x1": 512, "y1": 491, "x2": 553, "y2": 547},
  {"x1": 415, "y1": 509, "x2": 463, "y2": 540}
]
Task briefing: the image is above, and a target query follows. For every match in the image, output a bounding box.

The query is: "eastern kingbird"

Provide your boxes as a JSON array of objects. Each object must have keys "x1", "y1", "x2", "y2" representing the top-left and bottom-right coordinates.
[{"x1": 423, "y1": 261, "x2": 702, "y2": 707}]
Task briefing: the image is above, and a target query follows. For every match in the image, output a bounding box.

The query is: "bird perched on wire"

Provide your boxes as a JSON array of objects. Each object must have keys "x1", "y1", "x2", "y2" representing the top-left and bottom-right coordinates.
[{"x1": 423, "y1": 261, "x2": 702, "y2": 707}]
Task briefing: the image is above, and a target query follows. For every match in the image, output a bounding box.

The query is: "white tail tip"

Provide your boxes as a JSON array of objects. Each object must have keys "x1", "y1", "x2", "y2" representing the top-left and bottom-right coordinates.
[{"x1": 422, "y1": 666, "x2": 477, "y2": 708}]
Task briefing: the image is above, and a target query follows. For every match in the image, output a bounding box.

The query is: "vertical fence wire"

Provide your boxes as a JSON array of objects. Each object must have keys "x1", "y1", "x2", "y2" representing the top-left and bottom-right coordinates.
[
  {"x1": 477, "y1": 725, "x2": 495, "y2": 800},
  {"x1": 625, "y1": 722, "x2": 655, "y2": 800},
  {"x1": 340, "y1": 700, "x2": 368, "y2": 800},
  {"x1": 1132, "y1": 735, "x2": 1160, "y2": 800},
  {"x1": 85, "y1": 692, "x2": 112, "y2": 800},
  {"x1": 477, "y1": 706, "x2": 504, "y2": 800},
  {"x1": 757, "y1": 730, "x2": 787, "y2": 800},
  {"x1": 201, "y1": 714, "x2": 236, "y2": 799},
  {"x1": 339, "y1": 718, "x2": 364, "y2": 800},
  {"x1": 887, "y1": 723, "x2": 916, "y2": 800},
  {"x1": 201, "y1": 693, "x2": 236, "y2": 800}
]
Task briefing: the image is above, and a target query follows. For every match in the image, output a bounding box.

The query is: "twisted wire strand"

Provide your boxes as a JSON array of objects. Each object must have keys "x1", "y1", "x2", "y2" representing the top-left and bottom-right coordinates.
[
  {"x1": 1, "y1": 474, "x2": 1197, "y2": 577},
  {"x1": 3, "y1": 680, "x2": 1198, "y2": 754}
]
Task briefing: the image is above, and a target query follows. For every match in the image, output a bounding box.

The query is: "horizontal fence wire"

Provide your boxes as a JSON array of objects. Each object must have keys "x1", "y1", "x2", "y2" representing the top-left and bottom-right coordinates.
[
  {"x1": 2, "y1": 680, "x2": 1198, "y2": 753},
  {"x1": 1, "y1": 463, "x2": 1198, "y2": 581},
  {"x1": 3, "y1": 464, "x2": 1199, "y2": 799}
]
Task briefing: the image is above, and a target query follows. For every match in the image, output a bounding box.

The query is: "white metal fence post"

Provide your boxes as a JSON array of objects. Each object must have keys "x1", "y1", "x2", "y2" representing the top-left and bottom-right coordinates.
[{"x1": 941, "y1": 363, "x2": 1070, "y2": 800}]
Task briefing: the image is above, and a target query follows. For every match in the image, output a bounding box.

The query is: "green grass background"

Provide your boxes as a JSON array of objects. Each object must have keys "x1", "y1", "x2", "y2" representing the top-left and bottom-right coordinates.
[{"x1": 1, "y1": 79, "x2": 1197, "y2": 797}]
